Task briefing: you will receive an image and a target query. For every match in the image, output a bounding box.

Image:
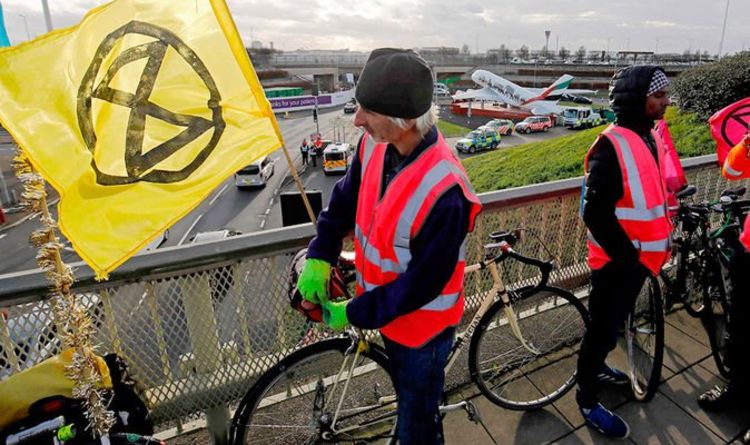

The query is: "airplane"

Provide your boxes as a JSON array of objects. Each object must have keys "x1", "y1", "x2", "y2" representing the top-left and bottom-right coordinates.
[{"x1": 452, "y1": 69, "x2": 596, "y2": 115}]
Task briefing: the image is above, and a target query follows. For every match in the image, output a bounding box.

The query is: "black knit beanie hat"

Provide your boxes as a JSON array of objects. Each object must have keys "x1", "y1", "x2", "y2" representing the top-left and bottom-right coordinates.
[{"x1": 355, "y1": 48, "x2": 434, "y2": 119}]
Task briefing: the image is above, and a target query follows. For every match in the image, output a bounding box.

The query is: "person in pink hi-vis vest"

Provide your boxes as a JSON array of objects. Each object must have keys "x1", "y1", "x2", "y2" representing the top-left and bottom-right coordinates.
[
  {"x1": 654, "y1": 119, "x2": 688, "y2": 211},
  {"x1": 695, "y1": 105, "x2": 750, "y2": 444}
]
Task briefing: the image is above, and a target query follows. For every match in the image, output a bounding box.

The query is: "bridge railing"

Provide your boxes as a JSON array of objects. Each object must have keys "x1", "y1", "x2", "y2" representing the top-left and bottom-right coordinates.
[{"x1": 0, "y1": 154, "x2": 739, "y2": 431}]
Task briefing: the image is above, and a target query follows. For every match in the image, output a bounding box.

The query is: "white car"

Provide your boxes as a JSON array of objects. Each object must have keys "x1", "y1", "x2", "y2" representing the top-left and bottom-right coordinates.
[{"x1": 235, "y1": 156, "x2": 274, "y2": 188}]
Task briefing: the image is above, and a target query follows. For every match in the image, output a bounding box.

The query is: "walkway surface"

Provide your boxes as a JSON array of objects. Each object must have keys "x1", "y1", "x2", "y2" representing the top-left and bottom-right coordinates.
[
  {"x1": 440, "y1": 309, "x2": 749, "y2": 445},
  {"x1": 164, "y1": 308, "x2": 749, "y2": 445}
]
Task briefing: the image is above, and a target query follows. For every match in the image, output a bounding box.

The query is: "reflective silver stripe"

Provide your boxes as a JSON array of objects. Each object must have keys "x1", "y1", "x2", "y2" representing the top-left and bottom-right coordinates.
[
  {"x1": 356, "y1": 272, "x2": 365, "y2": 289},
  {"x1": 421, "y1": 292, "x2": 460, "y2": 310},
  {"x1": 355, "y1": 225, "x2": 404, "y2": 274},
  {"x1": 724, "y1": 159, "x2": 743, "y2": 178},
  {"x1": 420, "y1": 240, "x2": 467, "y2": 311},
  {"x1": 589, "y1": 231, "x2": 669, "y2": 252},
  {"x1": 357, "y1": 275, "x2": 378, "y2": 291},
  {"x1": 615, "y1": 206, "x2": 666, "y2": 221},
  {"x1": 393, "y1": 160, "x2": 469, "y2": 267},
  {"x1": 634, "y1": 238, "x2": 671, "y2": 252},
  {"x1": 587, "y1": 231, "x2": 600, "y2": 247},
  {"x1": 608, "y1": 131, "x2": 647, "y2": 209},
  {"x1": 360, "y1": 135, "x2": 377, "y2": 176},
  {"x1": 608, "y1": 129, "x2": 668, "y2": 222}
]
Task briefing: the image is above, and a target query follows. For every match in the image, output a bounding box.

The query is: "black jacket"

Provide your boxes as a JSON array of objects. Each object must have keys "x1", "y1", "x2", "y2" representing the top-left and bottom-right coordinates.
[{"x1": 583, "y1": 65, "x2": 665, "y2": 268}]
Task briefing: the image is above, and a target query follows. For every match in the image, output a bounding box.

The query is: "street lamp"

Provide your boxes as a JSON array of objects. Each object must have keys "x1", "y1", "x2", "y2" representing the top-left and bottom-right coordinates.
[
  {"x1": 40, "y1": 0, "x2": 53, "y2": 32},
  {"x1": 19, "y1": 14, "x2": 30, "y2": 40},
  {"x1": 718, "y1": 0, "x2": 730, "y2": 57}
]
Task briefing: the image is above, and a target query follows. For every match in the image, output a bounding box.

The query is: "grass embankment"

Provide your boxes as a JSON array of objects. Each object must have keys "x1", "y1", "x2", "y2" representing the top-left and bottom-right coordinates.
[
  {"x1": 463, "y1": 126, "x2": 603, "y2": 193},
  {"x1": 462, "y1": 107, "x2": 714, "y2": 193},
  {"x1": 437, "y1": 120, "x2": 471, "y2": 138}
]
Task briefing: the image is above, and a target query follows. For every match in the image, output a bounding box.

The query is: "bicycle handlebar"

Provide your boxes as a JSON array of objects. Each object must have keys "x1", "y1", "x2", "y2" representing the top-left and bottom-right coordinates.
[{"x1": 485, "y1": 241, "x2": 553, "y2": 288}]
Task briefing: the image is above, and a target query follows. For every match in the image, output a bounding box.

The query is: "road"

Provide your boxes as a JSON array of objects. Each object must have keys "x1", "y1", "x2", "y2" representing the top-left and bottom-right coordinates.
[{"x1": 0, "y1": 108, "x2": 567, "y2": 275}]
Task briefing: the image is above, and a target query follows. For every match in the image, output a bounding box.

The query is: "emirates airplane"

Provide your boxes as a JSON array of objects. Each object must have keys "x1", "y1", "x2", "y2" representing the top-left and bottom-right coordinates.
[{"x1": 452, "y1": 69, "x2": 596, "y2": 115}]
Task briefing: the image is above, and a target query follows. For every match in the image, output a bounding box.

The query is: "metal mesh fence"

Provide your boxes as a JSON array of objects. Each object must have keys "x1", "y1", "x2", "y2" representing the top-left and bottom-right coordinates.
[{"x1": 0, "y1": 159, "x2": 747, "y2": 430}]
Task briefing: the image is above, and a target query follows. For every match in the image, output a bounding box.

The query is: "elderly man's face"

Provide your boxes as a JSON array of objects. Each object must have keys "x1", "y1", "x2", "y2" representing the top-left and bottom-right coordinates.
[
  {"x1": 353, "y1": 106, "x2": 412, "y2": 144},
  {"x1": 645, "y1": 88, "x2": 671, "y2": 120}
]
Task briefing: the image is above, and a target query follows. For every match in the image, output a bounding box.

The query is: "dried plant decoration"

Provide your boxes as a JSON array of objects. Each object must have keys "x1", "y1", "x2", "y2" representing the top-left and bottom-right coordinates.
[{"x1": 12, "y1": 149, "x2": 114, "y2": 436}]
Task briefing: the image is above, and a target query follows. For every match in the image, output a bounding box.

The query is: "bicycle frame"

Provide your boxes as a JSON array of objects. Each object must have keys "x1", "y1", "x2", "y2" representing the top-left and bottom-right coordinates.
[{"x1": 322, "y1": 239, "x2": 553, "y2": 438}]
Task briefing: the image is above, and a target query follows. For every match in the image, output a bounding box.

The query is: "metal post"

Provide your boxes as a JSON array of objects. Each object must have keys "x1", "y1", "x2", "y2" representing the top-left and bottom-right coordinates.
[
  {"x1": 40, "y1": 0, "x2": 52, "y2": 32},
  {"x1": 314, "y1": 80, "x2": 320, "y2": 136},
  {"x1": 0, "y1": 168, "x2": 11, "y2": 205},
  {"x1": 718, "y1": 0, "x2": 730, "y2": 58},
  {"x1": 19, "y1": 14, "x2": 30, "y2": 40}
]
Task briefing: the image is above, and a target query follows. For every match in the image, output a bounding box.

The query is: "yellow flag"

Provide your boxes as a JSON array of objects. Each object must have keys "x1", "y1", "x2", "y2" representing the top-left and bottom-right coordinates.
[{"x1": 0, "y1": 0, "x2": 284, "y2": 279}]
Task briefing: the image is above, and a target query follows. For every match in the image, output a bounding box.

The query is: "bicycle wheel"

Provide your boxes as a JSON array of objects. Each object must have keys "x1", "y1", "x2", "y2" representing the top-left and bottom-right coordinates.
[
  {"x1": 625, "y1": 275, "x2": 664, "y2": 402},
  {"x1": 469, "y1": 286, "x2": 589, "y2": 410},
  {"x1": 702, "y1": 261, "x2": 732, "y2": 378},
  {"x1": 230, "y1": 336, "x2": 396, "y2": 445}
]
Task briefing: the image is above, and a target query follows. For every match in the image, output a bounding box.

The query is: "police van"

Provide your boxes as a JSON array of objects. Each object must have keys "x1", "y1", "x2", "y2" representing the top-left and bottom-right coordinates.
[{"x1": 322, "y1": 143, "x2": 351, "y2": 175}]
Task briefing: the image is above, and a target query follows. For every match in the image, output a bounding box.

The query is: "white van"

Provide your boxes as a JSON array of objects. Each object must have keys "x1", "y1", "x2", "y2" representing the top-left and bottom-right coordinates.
[
  {"x1": 322, "y1": 143, "x2": 351, "y2": 175},
  {"x1": 235, "y1": 156, "x2": 274, "y2": 188}
]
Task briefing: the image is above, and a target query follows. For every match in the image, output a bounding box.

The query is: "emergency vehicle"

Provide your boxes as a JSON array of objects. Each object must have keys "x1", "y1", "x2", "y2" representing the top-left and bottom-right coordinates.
[{"x1": 322, "y1": 143, "x2": 351, "y2": 174}]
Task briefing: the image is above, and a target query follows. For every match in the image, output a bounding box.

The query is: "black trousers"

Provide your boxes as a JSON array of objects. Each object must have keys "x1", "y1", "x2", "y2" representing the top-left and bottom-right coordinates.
[
  {"x1": 726, "y1": 246, "x2": 750, "y2": 389},
  {"x1": 577, "y1": 261, "x2": 649, "y2": 407}
]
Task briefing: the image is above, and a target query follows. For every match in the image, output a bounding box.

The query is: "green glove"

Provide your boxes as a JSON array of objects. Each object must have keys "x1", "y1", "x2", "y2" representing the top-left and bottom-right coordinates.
[
  {"x1": 297, "y1": 258, "x2": 330, "y2": 304},
  {"x1": 322, "y1": 300, "x2": 350, "y2": 330}
]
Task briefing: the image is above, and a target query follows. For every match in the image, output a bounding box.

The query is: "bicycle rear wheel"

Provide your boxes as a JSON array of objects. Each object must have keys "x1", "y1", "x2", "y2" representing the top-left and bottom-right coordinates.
[
  {"x1": 661, "y1": 251, "x2": 705, "y2": 317},
  {"x1": 469, "y1": 286, "x2": 589, "y2": 410},
  {"x1": 625, "y1": 276, "x2": 664, "y2": 402},
  {"x1": 702, "y1": 262, "x2": 732, "y2": 378},
  {"x1": 230, "y1": 336, "x2": 396, "y2": 445}
]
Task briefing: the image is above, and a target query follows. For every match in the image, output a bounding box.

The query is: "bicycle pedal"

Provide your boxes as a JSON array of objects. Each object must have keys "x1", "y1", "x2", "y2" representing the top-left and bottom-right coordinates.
[{"x1": 463, "y1": 401, "x2": 498, "y2": 445}]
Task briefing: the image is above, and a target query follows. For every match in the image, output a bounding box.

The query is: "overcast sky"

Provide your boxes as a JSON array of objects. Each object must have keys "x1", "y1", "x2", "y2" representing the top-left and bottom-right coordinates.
[{"x1": 2, "y1": 0, "x2": 749, "y2": 56}]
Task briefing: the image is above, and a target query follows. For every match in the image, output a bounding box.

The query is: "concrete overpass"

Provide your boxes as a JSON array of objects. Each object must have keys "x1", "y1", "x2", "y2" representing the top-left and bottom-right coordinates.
[{"x1": 267, "y1": 61, "x2": 691, "y2": 92}]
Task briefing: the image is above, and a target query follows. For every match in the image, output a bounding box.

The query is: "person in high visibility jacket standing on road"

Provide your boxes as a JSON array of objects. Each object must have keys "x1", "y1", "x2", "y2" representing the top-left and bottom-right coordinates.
[
  {"x1": 296, "y1": 48, "x2": 481, "y2": 444},
  {"x1": 577, "y1": 66, "x2": 673, "y2": 439},
  {"x1": 697, "y1": 131, "x2": 750, "y2": 444}
]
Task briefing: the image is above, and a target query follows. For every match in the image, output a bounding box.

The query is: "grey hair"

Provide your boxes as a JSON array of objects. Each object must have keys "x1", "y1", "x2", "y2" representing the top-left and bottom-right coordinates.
[{"x1": 387, "y1": 104, "x2": 440, "y2": 137}]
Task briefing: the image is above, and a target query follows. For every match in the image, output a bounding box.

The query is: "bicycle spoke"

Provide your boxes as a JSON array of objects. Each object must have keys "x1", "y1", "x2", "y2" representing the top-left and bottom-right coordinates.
[{"x1": 470, "y1": 287, "x2": 587, "y2": 410}]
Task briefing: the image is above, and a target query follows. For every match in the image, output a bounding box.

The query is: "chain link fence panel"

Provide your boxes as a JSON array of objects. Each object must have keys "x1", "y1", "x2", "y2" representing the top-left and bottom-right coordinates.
[{"x1": 1, "y1": 156, "x2": 746, "y2": 431}]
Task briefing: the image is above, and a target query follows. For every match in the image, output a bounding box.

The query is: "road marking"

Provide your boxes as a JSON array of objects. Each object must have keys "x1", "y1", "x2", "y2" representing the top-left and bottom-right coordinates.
[
  {"x1": 208, "y1": 184, "x2": 228, "y2": 206},
  {"x1": 269, "y1": 198, "x2": 274, "y2": 206},
  {"x1": 264, "y1": 208, "x2": 270, "y2": 215},
  {"x1": 178, "y1": 214, "x2": 203, "y2": 245},
  {"x1": 0, "y1": 234, "x2": 6, "y2": 241},
  {"x1": 64, "y1": 246, "x2": 76, "y2": 252},
  {"x1": 259, "y1": 219, "x2": 266, "y2": 229}
]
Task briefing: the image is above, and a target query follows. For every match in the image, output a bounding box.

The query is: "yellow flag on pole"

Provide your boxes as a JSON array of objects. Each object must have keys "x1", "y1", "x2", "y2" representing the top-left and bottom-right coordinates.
[{"x1": 0, "y1": 0, "x2": 284, "y2": 279}]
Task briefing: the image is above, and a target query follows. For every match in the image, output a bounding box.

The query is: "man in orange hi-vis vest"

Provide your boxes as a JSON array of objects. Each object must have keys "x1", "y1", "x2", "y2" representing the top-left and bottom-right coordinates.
[
  {"x1": 296, "y1": 49, "x2": 481, "y2": 444},
  {"x1": 577, "y1": 66, "x2": 672, "y2": 440},
  {"x1": 698, "y1": 131, "x2": 750, "y2": 444}
]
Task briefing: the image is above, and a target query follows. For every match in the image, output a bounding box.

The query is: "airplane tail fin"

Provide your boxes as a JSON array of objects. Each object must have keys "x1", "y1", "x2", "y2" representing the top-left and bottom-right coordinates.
[{"x1": 521, "y1": 74, "x2": 574, "y2": 105}]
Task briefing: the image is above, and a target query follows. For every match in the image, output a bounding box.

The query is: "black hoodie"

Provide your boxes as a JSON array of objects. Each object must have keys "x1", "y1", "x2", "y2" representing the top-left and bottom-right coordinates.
[{"x1": 583, "y1": 65, "x2": 666, "y2": 268}]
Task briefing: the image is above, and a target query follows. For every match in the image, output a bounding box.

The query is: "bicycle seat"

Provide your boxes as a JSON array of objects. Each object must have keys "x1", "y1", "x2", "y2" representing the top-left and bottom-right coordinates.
[
  {"x1": 489, "y1": 230, "x2": 518, "y2": 245},
  {"x1": 721, "y1": 186, "x2": 746, "y2": 200},
  {"x1": 675, "y1": 184, "x2": 697, "y2": 200}
]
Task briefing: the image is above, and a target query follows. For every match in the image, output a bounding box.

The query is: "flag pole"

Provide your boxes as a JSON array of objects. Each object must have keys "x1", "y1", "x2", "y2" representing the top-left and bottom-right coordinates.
[
  {"x1": 12, "y1": 149, "x2": 114, "y2": 436},
  {"x1": 279, "y1": 142, "x2": 317, "y2": 226}
]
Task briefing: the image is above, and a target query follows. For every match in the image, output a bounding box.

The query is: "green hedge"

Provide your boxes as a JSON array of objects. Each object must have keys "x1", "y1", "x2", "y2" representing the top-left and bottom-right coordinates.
[{"x1": 672, "y1": 52, "x2": 750, "y2": 120}]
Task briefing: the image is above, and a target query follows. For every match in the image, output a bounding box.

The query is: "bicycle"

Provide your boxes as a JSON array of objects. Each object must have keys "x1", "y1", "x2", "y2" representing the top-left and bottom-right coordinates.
[
  {"x1": 229, "y1": 229, "x2": 589, "y2": 444},
  {"x1": 625, "y1": 187, "x2": 750, "y2": 401},
  {"x1": 699, "y1": 188, "x2": 750, "y2": 378},
  {"x1": 659, "y1": 184, "x2": 710, "y2": 317},
  {"x1": 624, "y1": 273, "x2": 664, "y2": 402}
]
